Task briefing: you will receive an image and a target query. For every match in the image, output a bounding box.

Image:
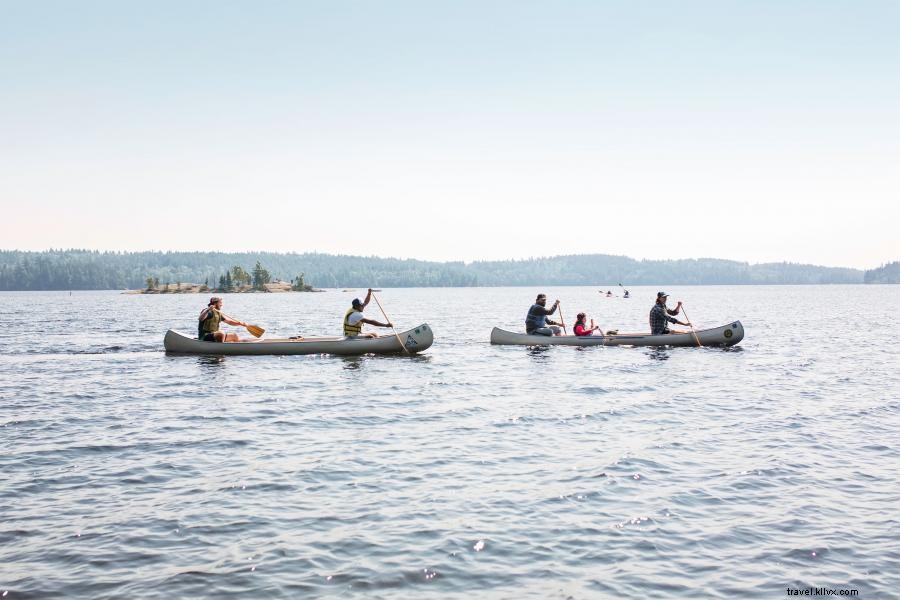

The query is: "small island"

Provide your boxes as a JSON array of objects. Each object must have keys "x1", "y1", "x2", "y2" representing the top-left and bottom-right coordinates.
[{"x1": 126, "y1": 261, "x2": 321, "y2": 294}]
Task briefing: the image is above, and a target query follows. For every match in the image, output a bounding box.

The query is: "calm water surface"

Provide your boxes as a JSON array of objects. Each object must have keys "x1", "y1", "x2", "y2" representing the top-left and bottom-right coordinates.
[{"x1": 1, "y1": 286, "x2": 899, "y2": 598}]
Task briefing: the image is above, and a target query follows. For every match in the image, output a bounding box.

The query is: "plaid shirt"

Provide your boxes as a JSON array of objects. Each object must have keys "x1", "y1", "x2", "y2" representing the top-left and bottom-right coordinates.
[{"x1": 649, "y1": 303, "x2": 678, "y2": 335}]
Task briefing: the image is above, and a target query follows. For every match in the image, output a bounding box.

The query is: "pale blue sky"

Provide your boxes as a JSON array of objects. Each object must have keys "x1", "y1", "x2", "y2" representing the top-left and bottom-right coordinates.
[{"x1": 2, "y1": 1, "x2": 898, "y2": 268}]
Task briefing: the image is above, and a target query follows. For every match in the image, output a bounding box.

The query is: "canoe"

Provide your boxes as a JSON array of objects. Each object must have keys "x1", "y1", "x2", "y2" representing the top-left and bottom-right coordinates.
[
  {"x1": 164, "y1": 323, "x2": 434, "y2": 355},
  {"x1": 490, "y1": 321, "x2": 743, "y2": 348}
]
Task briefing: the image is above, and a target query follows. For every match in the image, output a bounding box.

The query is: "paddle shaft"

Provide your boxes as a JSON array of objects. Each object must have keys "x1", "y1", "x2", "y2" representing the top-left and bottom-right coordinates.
[
  {"x1": 679, "y1": 305, "x2": 702, "y2": 347},
  {"x1": 220, "y1": 311, "x2": 264, "y2": 337},
  {"x1": 371, "y1": 292, "x2": 411, "y2": 355},
  {"x1": 557, "y1": 303, "x2": 568, "y2": 335}
]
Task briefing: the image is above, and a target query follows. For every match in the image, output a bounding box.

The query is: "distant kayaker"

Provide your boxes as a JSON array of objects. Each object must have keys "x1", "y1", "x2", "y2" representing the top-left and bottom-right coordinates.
[
  {"x1": 198, "y1": 297, "x2": 247, "y2": 342},
  {"x1": 649, "y1": 291, "x2": 691, "y2": 335},
  {"x1": 343, "y1": 288, "x2": 393, "y2": 337},
  {"x1": 525, "y1": 293, "x2": 562, "y2": 336},
  {"x1": 573, "y1": 312, "x2": 602, "y2": 336}
]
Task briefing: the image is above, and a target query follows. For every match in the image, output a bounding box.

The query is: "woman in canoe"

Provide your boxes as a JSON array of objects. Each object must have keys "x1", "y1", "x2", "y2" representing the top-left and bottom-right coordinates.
[{"x1": 573, "y1": 312, "x2": 603, "y2": 336}]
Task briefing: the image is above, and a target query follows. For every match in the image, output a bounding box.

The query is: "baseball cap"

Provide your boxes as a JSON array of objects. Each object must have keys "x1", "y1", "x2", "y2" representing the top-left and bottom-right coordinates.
[
  {"x1": 656, "y1": 291, "x2": 668, "y2": 298},
  {"x1": 352, "y1": 298, "x2": 363, "y2": 307},
  {"x1": 209, "y1": 296, "x2": 222, "y2": 305}
]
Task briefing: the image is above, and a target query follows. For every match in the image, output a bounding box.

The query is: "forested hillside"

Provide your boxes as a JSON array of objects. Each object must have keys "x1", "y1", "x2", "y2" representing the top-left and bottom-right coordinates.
[
  {"x1": 0, "y1": 249, "x2": 870, "y2": 290},
  {"x1": 863, "y1": 261, "x2": 900, "y2": 283}
]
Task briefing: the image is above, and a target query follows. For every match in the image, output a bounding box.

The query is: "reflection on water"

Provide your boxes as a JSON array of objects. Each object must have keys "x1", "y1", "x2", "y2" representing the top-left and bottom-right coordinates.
[
  {"x1": 527, "y1": 345, "x2": 553, "y2": 360},
  {"x1": 196, "y1": 355, "x2": 227, "y2": 368},
  {"x1": 646, "y1": 347, "x2": 670, "y2": 361}
]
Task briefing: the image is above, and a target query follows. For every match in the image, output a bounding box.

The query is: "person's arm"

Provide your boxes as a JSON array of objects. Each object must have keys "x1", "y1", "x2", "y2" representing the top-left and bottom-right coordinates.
[
  {"x1": 361, "y1": 317, "x2": 392, "y2": 328},
  {"x1": 362, "y1": 288, "x2": 373, "y2": 309},
  {"x1": 665, "y1": 314, "x2": 690, "y2": 327},
  {"x1": 546, "y1": 299, "x2": 560, "y2": 315},
  {"x1": 666, "y1": 301, "x2": 683, "y2": 316},
  {"x1": 221, "y1": 313, "x2": 247, "y2": 327}
]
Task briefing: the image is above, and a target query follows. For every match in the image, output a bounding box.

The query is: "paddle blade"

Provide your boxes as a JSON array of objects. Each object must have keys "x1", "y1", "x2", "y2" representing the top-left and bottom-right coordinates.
[{"x1": 246, "y1": 324, "x2": 265, "y2": 338}]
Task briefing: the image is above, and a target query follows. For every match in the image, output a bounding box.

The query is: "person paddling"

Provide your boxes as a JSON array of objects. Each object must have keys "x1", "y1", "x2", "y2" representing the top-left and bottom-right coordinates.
[
  {"x1": 198, "y1": 297, "x2": 249, "y2": 342},
  {"x1": 525, "y1": 293, "x2": 562, "y2": 336},
  {"x1": 649, "y1": 291, "x2": 691, "y2": 335},
  {"x1": 573, "y1": 312, "x2": 603, "y2": 336},
  {"x1": 343, "y1": 288, "x2": 393, "y2": 337}
]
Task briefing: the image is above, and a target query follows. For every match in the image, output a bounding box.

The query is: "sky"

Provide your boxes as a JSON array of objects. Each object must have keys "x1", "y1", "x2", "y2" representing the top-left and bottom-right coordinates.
[{"x1": 1, "y1": 1, "x2": 898, "y2": 269}]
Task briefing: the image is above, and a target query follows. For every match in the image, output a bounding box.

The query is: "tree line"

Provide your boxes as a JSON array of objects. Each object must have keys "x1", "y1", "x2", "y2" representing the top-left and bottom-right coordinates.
[{"x1": 0, "y1": 249, "x2": 885, "y2": 291}]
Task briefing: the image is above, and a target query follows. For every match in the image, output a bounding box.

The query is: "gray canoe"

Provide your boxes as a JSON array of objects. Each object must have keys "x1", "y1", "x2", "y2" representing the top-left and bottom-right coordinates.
[
  {"x1": 490, "y1": 321, "x2": 743, "y2": 347},
  {"x1": 164, "y1": 323, "x2": 434, "y2": 355}
]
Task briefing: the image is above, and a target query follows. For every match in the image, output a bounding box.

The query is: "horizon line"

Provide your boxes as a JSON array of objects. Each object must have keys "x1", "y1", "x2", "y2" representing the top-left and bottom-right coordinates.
[{"x1": 1, "y1": 247, "x2": 894, "y2": 272}]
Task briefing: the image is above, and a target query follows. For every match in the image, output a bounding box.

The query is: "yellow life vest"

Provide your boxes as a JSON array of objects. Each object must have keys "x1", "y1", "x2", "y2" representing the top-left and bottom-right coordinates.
[{"x1": 343, "y1": 307, "x2": 363, "y2": 336}]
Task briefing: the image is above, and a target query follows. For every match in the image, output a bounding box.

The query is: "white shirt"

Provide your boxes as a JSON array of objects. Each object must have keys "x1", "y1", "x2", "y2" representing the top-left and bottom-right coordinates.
[{"x1": 347, "y1": 311, "x2": 365, "y2": 326}]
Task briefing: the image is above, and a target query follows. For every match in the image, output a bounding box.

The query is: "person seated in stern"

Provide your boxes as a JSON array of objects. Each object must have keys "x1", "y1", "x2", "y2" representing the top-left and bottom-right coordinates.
[
  {"x1": 343, "y1": 288, "x2": 393, "y2": 338},
  {"x1": 649, "y1": 291, "x2": 691, "y2": 335},
  {"x1": 198, "y1": 297, "x2": 246, "y2": 342},
  {"x1": 525, "y1": 293, "x2": 562, "y2": 336},
  {"x1": 573, "y1": 312, "x2": 602, "y2": 336}
]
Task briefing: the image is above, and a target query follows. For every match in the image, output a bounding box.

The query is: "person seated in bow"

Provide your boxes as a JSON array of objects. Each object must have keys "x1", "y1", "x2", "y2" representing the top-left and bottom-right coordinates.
[{"x1": 573, "y1": 312, "x2": 603, "y2": 336}]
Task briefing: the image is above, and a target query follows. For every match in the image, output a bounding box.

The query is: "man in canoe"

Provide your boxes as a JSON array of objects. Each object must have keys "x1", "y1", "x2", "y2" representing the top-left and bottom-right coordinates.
[
  {"x1": 198, "y1": 297, "x2": 249, "y2": 342},
  {"x1": 649, "y1": 291, "x2": 691, "y2": 335},
  {"x1": 525, "y1": 293, "x2": 563, "y2": 336},
  {"x1": 343, "y1": 288, "x2": 393, "y2": 337}
]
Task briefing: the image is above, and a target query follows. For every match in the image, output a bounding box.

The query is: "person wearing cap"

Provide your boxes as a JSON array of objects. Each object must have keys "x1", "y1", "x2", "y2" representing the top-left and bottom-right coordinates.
[
  {"x1": 573, "y1": 312, "x2": 602, "y2": 336},
  {"x1": 198, "y1": 297, "x2": 247, "y2": 342},
  {"x1": 343, "y1": 288, "x2": 392, "y2": 337},
  {"x1": 649, "y1": 291, "x2": 690, "y2": 335},
  {"x1": 525, "y1": 293, "x2": 562, "y2": 336}
]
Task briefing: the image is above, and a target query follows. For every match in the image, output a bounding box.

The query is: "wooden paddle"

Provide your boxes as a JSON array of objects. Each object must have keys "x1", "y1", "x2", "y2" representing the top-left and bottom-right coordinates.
[
  {"x1": 679, "y1": 304, "x2": 701, "y2": 347},
  {"x1": 222, "y1": 312, "x2": 265, "y2": 338},
  {"x1": 370, "y1": 292, "x2": 411, "y2": 355},
  {"x1": 245, "y1": 324, "x2": 266, "y2": 338},
  {"x1": 557, "y1": 302, "x2": 568, "y2": 335}
]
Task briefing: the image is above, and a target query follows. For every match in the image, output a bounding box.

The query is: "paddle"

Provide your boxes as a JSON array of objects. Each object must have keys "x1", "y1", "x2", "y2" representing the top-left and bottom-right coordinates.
[
  {"x1": 370, "y1": 292, "x2": 411, "y2": 355},
  {"x1": 222, "y1": 313, "x2": 265, "y2": 338},
  {"x1": 557, "y1": 302, "x2": 568, "y2": 335},
  {"x1": 679, "y1": 304, "x2": 701, "y2": 347}
]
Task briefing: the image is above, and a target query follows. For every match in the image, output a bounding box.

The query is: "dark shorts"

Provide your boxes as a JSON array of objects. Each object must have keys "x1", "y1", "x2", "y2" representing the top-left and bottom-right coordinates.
[{"x1": 200, "y1": 332, "x2": 220, "y2": 342}]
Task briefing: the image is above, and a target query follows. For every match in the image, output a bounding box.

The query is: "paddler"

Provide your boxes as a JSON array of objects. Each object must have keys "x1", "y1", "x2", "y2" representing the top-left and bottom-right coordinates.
[
  {"x1": 649, "y1": 291, "x2": 691, "y2": 335},
  {"x1": 198, "y1": 297, "x2": 248, "y2": 342},
  {"x1": 525, "y1": 293, "x2": 563, "y2": 336},
  {"x1": 343, "y1": 288, "x2": 393, "y2": 337}
]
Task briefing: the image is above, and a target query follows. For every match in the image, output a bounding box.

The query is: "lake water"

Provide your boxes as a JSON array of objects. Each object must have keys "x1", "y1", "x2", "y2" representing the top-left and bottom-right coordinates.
[{"x1": 2, "y1": 285, "x2": 899, "y2": 598}]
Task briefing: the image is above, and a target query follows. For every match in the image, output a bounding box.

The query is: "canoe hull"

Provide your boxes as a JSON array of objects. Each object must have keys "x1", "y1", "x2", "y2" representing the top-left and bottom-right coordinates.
[
  {"x1": 490, "y1": 321, "x2": 743, "y2": 347},
  {"x1": 164, "y1": 323, "x2": 434, "y2": 355}
]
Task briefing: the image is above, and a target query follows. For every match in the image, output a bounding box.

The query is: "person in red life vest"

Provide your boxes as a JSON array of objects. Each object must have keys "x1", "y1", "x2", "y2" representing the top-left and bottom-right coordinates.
[{"x1": 573, "y1": 312, "x2": 603, "y2": 336}]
